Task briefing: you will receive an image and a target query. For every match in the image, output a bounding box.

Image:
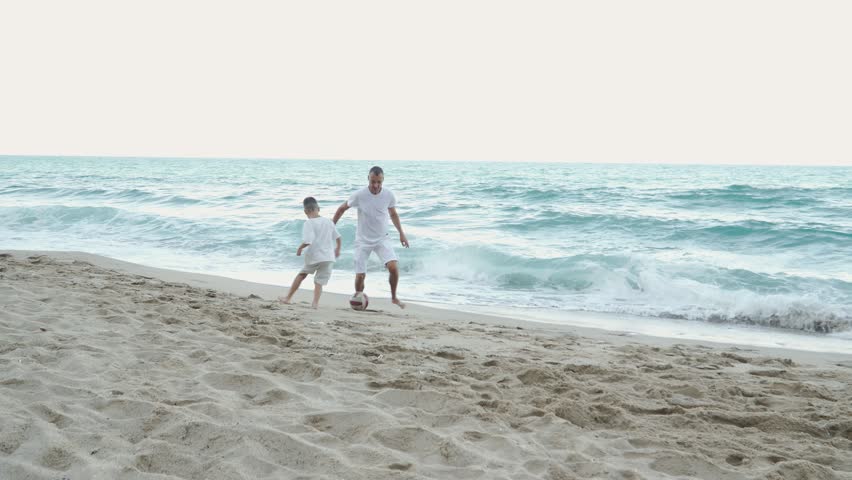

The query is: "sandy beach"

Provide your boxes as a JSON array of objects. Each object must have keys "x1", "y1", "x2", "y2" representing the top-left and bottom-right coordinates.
[{"x1": 1, "y1": 251, "x2": 851, "y2": 480}]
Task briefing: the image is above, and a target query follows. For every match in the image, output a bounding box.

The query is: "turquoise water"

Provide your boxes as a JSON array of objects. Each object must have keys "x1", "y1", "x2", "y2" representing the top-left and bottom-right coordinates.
[{"x1": 2, "y1": 156, "x2": 851, "y2": 345}]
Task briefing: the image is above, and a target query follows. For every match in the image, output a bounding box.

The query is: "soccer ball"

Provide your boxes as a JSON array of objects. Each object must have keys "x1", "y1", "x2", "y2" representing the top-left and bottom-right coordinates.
[{"x1": 349, "y1": 292, "x2": 369, "y2": 311}]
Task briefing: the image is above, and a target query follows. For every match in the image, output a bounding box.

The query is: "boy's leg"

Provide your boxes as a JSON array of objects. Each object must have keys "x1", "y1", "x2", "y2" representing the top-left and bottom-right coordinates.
[
  {"x1": 311, "y1": 283, "x2": 322, "y2": 309},
  {"x1": 355, "y1": 273, "x2": 366, "y2": 293},
  {"x1": 311, "y1": 262, "x2": 332, "y2": 309},
  {"x1": 279, "y1": 273, "x2": 308, "y2": 303}
]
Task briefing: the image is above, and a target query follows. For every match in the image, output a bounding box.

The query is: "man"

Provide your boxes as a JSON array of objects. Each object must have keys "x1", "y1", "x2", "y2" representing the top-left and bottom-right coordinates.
[{"x1": 333, "y1": 166, "x2": 409, "y2": 309}]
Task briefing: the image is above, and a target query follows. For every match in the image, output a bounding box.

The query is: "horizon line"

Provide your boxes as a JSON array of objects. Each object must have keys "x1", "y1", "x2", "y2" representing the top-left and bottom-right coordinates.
[{"x1": 1, "y1": 153, "x2": 849, "y2": 168}]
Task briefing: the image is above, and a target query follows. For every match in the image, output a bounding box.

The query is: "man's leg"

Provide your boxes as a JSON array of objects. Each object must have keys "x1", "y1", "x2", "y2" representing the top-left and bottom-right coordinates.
[
  {"x1": 354, "y1": 244, "x2": 369, "y2": 293},
  {"x1": 385, "y1": 260, "x2": 405, "y2": 309},
  {"x1": 311, "y1": 283, "x2": 322, "y2": 309},
  {"x1": 280, "y1": 273, "x2": 308, "y2": 303},
  {"x1": 377, "y1": 240, "x2": 404, "y2": 309}
]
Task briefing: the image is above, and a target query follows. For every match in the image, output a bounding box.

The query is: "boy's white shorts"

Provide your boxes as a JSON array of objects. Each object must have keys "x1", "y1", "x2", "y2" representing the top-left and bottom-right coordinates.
[
  {"x1": 353, "y1": 239, "x2": 398, "y2": 274},
  {"x1": 300, "y1": 261, "x2": 334, "y2": 285}
]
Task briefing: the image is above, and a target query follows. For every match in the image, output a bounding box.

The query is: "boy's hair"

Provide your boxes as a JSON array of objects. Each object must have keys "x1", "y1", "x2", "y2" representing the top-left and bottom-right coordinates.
[
  {"x1": 303, "y1": 196, "x2": 319, "y2": 212},
  {"x1": 369, "y1": 166, "x2": 384, "y2": 177}
]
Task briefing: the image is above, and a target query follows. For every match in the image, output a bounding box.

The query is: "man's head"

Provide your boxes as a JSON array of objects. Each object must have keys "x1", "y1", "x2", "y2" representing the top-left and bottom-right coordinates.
[
  {"x1": 303, "y1": 196, "x2": 319, "y2": 215},
  {"x1": 367, "y1": 166, "x2": 384, "y2": 194}
]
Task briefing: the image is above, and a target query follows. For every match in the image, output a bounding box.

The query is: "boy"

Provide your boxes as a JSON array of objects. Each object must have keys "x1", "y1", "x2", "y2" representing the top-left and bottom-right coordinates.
[{"x1": 279, "y1": 197, "x2": 341, "y2": 308}]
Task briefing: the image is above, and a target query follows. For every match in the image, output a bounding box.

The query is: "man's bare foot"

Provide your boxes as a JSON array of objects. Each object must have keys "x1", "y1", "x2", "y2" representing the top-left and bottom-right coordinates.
[
  {"x1": 278, "y1": 296, "x2": 292, "y2": 304},
  {"x1": 311, "y1": 302, "x2": 318, "y2": 309},
  {"x1": 392, "y1": 298, "x2": 406, "y2": 309}
]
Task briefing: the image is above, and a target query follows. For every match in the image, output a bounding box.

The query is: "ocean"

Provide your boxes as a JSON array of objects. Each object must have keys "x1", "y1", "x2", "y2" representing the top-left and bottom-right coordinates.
[{"x1": 2, "y1": 156, "x2": 851, "y2": 352}]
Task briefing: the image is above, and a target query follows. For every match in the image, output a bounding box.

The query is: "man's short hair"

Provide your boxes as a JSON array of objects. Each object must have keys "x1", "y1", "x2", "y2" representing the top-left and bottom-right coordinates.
[
  {"x1": 369, "y1": 166, "x2": 384, "y2": 177},
  {"x1": 303, "y1": 196, "x2": 319, "y2": 212}
]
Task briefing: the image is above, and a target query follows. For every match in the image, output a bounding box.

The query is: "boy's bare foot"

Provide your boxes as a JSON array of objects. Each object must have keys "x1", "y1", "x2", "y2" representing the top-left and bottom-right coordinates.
[
  {"x1": 311, "y1": 302, "x2": 318, "y2": 309},
  {"x1": 392, "y1": 298, "x2": 406, "y2": 309},
  {"x1": 278, "y1": 296, "x2": 292, "y2": 304}
]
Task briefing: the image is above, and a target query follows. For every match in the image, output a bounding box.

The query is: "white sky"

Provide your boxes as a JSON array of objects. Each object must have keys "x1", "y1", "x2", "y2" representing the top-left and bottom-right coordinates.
[{"x1": 1, "y1": 1, "x2": 850, "y2": 165}]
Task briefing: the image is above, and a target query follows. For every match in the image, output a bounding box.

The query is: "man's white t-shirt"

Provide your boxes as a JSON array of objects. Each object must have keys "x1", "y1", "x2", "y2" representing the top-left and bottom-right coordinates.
[
  {"x1": 302, "y1": 217, "x2": 341, "y2": 265},
  {"x1": 347, "y1": 187, "x2": 397, "y2": 246}
]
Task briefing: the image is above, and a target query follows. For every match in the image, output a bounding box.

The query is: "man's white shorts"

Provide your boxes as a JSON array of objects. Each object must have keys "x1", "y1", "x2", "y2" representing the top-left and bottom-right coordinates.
[
  {"x1": 300, "y1": 261, "x2": 334, "y2": 285},
  {"x1": 353, "y1": 239, "x2": 398, "y2": 274}
]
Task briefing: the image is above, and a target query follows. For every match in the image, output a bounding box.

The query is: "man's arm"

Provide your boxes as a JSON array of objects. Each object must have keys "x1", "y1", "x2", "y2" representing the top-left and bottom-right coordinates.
[
  {"x1": 332, "y1": 201, "x2": 349, "y2": 224},
  {"x1": 334, "y1": 237, "x2": 341, "y2": 258},
  {"x1": 389, "y1": 207, "x2": 409, "y2": 248}
]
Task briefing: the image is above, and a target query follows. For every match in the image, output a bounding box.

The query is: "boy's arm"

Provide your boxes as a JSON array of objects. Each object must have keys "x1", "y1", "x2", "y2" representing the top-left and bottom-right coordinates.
[
  {"x1": 334, "y1": 237, "x2": 341, "y2": 258},
  {"x1": 332, "y1": 202, "x2": 349, "y2": 224},
  {"x1": 300, "y1": 221, "x2": 313, "y2": 256},
  {"x1": 388, "y1": 207, "x2": 409, "y2": 248}
]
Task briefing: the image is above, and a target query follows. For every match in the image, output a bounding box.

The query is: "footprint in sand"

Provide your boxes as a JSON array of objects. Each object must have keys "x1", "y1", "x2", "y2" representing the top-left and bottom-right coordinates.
[
  {"x1": 200, "y1": 372, "x2": 275, "y2": 396},
  {"x1": 38, "y1": 445, "x2": 76, "y2": 471},
  {"x1": 251, "y1": 388, "x2": 297, "y2": 406},
  {"x1": 650, "y1": 453, "x2": 744, "y2": 479},
  {"x1": 0, "y1": 418, "x2": 32, "y2": 455},
  {"x1": 263, "y1": 359, "x2": 324, "y2": 381},
  {"x1": 374, "y1": 389, "x2": 458, "y2": 413},
  {"x1": 305, "y1": 411, "x2": 390, "y2": 441},
  {"x1": 28, "y1": 404, "x2": 73, "y2": 429}
]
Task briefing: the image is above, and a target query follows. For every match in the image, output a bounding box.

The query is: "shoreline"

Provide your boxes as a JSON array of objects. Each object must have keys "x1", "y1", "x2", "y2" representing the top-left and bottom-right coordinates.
[
  {"x1": 2, "y1": 250, "x2": 851, "y2": 479},
  {"x1": 6, "y1": 249, "x2": 852, "y2": 363}
]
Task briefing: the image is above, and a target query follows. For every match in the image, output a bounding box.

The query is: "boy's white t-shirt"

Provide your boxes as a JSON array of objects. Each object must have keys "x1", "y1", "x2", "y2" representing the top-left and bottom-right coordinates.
[
  {"x1": 347, "y1": 187, "x2": 397, "y2": 246},
  {"x1": 302, "y1": 217, "x2": 341, "y2": 265}
]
